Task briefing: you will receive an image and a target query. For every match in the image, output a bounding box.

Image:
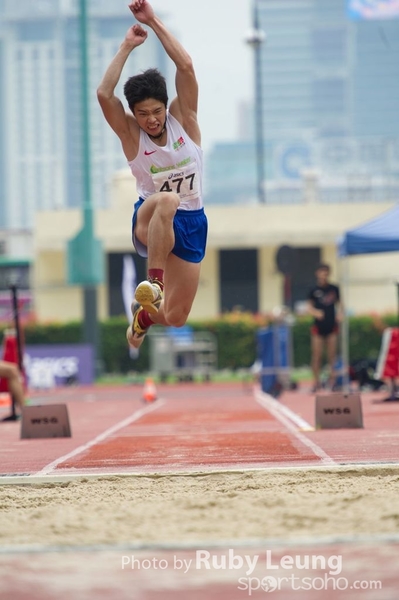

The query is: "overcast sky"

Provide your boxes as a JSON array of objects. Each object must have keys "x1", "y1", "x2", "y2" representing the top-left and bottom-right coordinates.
[{"x1": 150, "y1": 0, "x2": 254, "y2": 151}]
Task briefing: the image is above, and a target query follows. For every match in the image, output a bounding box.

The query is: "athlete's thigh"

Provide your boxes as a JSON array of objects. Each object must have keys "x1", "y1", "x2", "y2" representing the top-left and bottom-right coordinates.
[
  {"x1": 135, "y1": 192, "x2": 179, "y2": 245},
  {"x1": 0, "y1": 361, "x2": 14, "y2": 378},
  {"x1": 134, "y1": 194, "x2": 160, "y2": 246},
  {"x1": 164, "y1": 253, "x2": 201, "y2": 313},
  {"x1": 326, "y1": 333, "x2": 338, "y2": 360},
  {"x1": 311, "y1": 334, "x2": 324, "y2": 358}
]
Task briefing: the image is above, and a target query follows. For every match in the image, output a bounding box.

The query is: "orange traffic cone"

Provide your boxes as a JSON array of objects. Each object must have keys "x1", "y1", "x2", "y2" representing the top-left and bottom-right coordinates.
[{"x1": 143, "y1": 377, "x2": 157, "y2": 403}]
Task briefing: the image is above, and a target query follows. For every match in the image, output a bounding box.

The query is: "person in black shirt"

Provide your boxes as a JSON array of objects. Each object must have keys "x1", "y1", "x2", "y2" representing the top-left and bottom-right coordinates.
[{"x1": 307, "y1": 263, "x2": 342, "y2": 391}]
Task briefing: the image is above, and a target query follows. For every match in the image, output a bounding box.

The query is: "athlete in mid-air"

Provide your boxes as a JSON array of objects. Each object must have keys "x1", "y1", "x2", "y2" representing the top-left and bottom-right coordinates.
[{"x1": 97, "y1": 0, "x2": 207, "y2": 348}]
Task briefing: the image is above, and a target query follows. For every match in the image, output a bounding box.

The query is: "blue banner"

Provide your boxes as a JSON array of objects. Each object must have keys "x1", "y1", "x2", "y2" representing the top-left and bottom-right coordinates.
[{"x1": 25, "y1": 344, "x2": 94, "y2": 388}]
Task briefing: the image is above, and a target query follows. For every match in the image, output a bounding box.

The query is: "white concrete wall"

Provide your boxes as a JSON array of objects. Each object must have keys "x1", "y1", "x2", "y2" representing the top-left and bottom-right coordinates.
[{"x1": 31, "y1": 168, "x2": 399, "y2": 321}]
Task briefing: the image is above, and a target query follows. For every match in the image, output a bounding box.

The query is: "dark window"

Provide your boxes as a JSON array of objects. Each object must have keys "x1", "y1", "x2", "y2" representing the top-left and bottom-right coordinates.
[
  {"x1": 219, "y1": 249, "x2": 258, "y2": 313},
  {"x1": 0, "y1": 264, "x2": 31, "y2": 291},
  {"x1": 285, "y1": 247, "x2": 321, "y2": 310},
  {"x1": 107, "y1": 253, "x2": 147, "y2": 318}
]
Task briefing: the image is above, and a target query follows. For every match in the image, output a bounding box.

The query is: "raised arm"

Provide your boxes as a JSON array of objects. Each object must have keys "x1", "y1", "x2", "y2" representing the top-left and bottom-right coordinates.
[
  {"x1": 129, "y1": 0, "x2": 200, "y2": 146},
  {"x1": 97, "y1": 24, "x2": 147, "y2": 160}
]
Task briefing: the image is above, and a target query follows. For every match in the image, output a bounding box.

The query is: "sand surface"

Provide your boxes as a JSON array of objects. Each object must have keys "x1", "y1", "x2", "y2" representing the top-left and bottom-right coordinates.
[{"x1": 1, "y1": 466, "x2": 399, "y2": 547}]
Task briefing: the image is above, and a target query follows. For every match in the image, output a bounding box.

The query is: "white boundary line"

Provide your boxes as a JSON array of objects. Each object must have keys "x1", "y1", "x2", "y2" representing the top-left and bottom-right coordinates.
[
  {"x1": 1, "y1": 460, "x2": 399, "y2": 486},
  {"x1": 34, "y1": 399, "x2": 166, "y2": 476},
  {"x1": 2, "y1": 531, "x2": 399, "y2": 555},
  {"x1": 254, "y1": 388, "x2": 336, "y2": 465},
  {"x1": 261, "y1": 393, "x2": 315, "y2": 432}
]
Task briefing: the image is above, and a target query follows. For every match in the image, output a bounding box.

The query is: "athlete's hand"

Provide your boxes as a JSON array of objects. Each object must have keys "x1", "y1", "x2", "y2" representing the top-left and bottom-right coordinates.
[
  {"x1": 314, "y1": 309, "x2": 324, "y2": 320},
  {"x1": 129, "y1": 0, "x2": 155, "y2": 25},
  {"x1": 125, "y1": 24, "x2": 148, "y2": 47}
]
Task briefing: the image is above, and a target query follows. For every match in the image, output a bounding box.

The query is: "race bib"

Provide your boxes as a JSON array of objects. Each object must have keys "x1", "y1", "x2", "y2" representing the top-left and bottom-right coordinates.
[{"x1": 151, "y1": 161, "x2": 199, "y2": 201}]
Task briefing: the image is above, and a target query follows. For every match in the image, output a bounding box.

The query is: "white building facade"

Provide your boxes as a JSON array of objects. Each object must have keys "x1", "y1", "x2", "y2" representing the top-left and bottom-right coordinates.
[{"x1": 0, "y1": 0, "x2": 172, "y2": 231}]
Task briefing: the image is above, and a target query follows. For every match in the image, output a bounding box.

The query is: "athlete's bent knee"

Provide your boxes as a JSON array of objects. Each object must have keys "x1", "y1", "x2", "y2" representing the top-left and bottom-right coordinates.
[
  {"x1": 164, "y1": 307, "x2": 189, "y2": 328},
  {"x1": 2, "y1": 363, "x2": 19, "y2": 381},
  {"x1": 155, "y1": 192, "x2": 180, "y2": 216}
]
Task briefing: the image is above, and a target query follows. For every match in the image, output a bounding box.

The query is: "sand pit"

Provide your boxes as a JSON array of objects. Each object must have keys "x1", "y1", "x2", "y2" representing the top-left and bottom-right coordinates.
[{"x1": 1, "y1": 465, "x2": 399, "y2": 548}]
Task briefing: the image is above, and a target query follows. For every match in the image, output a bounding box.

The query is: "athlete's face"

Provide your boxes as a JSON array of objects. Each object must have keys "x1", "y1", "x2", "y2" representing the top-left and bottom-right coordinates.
[
  {"x1": 133, "y1": 99, "x2": 166, "y2": 137},
  {"x1": 316, "y1": 267, "x2": 330, "y2": 286}
]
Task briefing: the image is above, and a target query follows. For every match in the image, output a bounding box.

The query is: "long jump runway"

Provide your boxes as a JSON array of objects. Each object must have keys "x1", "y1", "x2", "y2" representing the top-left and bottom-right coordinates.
[{"x1": 1, "y1": 382, "x2": 399, "y2": 599}]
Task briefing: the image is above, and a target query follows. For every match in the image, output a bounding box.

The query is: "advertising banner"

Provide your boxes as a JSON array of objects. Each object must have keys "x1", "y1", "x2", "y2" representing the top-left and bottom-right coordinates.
[{"x1": 24, "y1": 344, "x2": 94, "y2": 388}]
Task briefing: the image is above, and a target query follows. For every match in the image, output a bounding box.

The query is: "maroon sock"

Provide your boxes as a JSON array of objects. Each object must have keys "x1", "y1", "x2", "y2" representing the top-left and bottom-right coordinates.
[
  {"x1": 148, "y1": 269, "x2": 164, "y2": 291},
  {"x1": 138, "y1": 309, "x2": 154, "y2": 330}
]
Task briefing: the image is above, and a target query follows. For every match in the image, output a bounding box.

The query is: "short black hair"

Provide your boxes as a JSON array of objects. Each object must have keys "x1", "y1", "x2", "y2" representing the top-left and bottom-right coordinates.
[
  {"x1": 316, "y1": 263, "x2": 330, "y2": 272},
  {"x1": 123, "y1": 68, "x2": 168, "y2": 112}
]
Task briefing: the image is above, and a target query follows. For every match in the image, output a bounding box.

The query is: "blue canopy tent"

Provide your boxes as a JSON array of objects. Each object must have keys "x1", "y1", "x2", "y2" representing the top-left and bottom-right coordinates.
[
  {"x1": 338, "y1": 203, "x2": 399, "y2": 257},
  {"x1": 337, "y1": 204, "x2": 399, "y2": 396}
]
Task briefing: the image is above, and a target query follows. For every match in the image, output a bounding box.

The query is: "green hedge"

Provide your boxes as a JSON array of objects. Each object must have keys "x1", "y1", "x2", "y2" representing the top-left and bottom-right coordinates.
[
  {"x1": 100, "y1": 317, "x2": 149, "y2": 373},
  {"x1": 2, "y1": 313, "x2": 396, "y2": 374}
]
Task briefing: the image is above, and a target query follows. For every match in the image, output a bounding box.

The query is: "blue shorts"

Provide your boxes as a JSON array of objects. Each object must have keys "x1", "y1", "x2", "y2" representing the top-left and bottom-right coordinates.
[{"x1": 132, "y1": 197, "x2": 208, "y2": 264}]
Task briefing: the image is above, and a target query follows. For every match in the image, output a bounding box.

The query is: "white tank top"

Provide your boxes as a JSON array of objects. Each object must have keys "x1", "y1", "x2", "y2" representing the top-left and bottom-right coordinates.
[{"x1": 128, "y1": 112, "x2": 203, "y2": 210}]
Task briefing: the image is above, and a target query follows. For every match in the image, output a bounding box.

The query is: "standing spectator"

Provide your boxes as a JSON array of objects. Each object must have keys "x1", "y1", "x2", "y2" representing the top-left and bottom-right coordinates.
[{"x1": 307, "y1": 263, "x2": 343, "y2": 391}]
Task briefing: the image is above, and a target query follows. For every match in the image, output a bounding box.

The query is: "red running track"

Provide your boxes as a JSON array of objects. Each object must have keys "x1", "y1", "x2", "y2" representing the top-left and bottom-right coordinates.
[
  {"x1": 1, "y1": 382, "x2": 322, "y2": 476},
  {"x1": 1, "y1": 382, "x2": 399, "y2": 476},
  {"x1": 1, "y1": 382, "x2": 399, "y2": 600}
]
